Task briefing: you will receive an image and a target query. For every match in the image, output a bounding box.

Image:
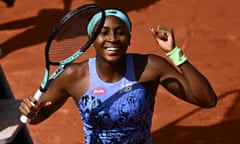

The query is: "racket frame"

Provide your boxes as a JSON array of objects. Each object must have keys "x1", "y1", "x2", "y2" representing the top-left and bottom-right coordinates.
[
  {"x1": 41, "y1": 3, "x2": 106, "y2": 91},
  {"x1": 20, "y1": 3, "x2": 106, "y2": 123}
]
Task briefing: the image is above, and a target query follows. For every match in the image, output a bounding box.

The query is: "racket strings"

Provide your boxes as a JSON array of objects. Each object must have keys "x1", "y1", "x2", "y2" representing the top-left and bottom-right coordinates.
[
  {"x1": 50, "y1": 36, "x2": 87, "y2": 61},
  {"x1": 48, "y1": 7, "x2": 103, "y2": 63}
]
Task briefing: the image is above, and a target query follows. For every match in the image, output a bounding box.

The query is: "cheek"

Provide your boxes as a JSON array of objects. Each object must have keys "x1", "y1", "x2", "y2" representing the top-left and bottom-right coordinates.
[{"x1": 93, "y1": 37, "x2": 104, "y2": 46}]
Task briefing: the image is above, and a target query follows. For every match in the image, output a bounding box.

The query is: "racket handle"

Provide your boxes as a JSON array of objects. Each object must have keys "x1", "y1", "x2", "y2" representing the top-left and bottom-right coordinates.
[{"x1": 20, "y1": 89, "x2": 42, "y2": 124}]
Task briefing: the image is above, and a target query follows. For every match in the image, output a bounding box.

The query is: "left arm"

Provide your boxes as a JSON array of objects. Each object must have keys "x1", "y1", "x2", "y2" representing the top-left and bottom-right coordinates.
[{"x1": 150, "y1": 25, "x2": 217, "y2": 108}]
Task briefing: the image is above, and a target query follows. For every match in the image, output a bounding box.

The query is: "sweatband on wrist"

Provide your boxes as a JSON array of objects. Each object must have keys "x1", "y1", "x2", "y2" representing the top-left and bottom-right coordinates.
[{"x1": 166, "y1": 46, "x2": 188, "y2": 66}]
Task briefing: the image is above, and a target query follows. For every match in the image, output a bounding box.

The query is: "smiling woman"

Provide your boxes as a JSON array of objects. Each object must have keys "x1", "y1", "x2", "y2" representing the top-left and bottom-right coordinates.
[
  {"x1": 92, "y1": 10, "x2": 131, "y2": 63},
  {"x1": 19, "y1": 6, "x2": 217, "y2": 144}
]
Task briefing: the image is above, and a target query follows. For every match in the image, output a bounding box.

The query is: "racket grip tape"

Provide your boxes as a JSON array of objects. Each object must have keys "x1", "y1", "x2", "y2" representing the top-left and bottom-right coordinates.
[{"x1": 20, "y1": 89, "x2": 42, "y2": 124}]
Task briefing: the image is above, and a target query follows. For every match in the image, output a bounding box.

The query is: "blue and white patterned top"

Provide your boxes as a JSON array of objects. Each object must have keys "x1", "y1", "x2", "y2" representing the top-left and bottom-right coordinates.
[{"x1": 78, "y1": 55, "x2": 155, "y2": 144}]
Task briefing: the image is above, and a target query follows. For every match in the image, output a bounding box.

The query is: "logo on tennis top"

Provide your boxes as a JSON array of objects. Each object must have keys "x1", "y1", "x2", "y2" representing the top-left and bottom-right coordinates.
[{"x1": 92, "y1": 88, "x2": 106, "y2": 94}]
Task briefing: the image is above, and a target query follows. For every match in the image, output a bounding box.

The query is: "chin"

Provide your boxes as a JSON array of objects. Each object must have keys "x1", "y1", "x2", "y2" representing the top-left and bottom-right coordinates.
[{"x1": 105, "y1": 55, "x2": 125, "y2": 63}]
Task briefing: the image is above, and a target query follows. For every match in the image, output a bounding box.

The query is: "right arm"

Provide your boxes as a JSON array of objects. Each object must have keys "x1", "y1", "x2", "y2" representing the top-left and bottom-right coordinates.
[
  {"x1": 19, "y1": 72, "x2": 70, "y2": 124},
  {"x1": 19, "y1": 62, "x2": 89, "y2": 124}
]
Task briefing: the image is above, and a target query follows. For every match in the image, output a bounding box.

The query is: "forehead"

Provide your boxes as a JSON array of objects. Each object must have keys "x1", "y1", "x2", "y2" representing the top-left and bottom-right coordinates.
[{"x1": 103, "y1": 16, "x2": 127, "y2": 28}]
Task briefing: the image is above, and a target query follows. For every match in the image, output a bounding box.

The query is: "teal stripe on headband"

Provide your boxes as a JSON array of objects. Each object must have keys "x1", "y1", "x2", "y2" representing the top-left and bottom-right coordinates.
[{"x1": 87, "y1": 9, "x2": 131, "y2": 36}]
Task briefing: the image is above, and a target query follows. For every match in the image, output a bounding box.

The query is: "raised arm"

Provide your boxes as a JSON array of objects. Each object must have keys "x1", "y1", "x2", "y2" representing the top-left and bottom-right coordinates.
[{"x1": 150, "y1": 25, "x2": 217, "y2": 108}]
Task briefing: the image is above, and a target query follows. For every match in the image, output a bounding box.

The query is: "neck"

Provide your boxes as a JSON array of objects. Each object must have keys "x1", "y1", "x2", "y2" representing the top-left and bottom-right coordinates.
[{"x1": 96, "y1": 57, "x2": 126, "y2": 83}]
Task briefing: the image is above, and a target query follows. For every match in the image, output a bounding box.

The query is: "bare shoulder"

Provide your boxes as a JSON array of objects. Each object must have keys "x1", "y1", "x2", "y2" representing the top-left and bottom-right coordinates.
[
  {"x1": 52, "y1": 59, "x2": 90, "y2": 101},
  {"x1": 130, "y1": 53, "x2": 173, "y2": 81},
  {"x1": 131, "y1": 53, "x2": 170, "y2": 70},
  {"x1": 131, "y1": 53, "x2": 168, "y2": 62},
  {"x1": 60, "y1": 59, "x2": 90, "y2": 86},
  {"x1": 63, "y1": 59, "x2": 89, "y2": 78}
]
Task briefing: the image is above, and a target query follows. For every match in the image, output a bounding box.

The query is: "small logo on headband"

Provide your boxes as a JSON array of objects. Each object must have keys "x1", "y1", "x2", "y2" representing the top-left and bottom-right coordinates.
[{"x1": 108, "y1": 10, "x2": 117, "y2": 14}]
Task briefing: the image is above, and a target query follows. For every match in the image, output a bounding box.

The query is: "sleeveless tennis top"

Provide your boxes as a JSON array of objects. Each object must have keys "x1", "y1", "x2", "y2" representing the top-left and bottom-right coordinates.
[{"x1": 78, "y1": 55, "x2": 155, "y2": 144}]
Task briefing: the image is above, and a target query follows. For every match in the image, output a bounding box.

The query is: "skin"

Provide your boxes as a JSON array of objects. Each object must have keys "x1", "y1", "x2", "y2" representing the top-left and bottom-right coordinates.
[{"x1": 19, "y1": 15, "x2": 217, "y2": 124}]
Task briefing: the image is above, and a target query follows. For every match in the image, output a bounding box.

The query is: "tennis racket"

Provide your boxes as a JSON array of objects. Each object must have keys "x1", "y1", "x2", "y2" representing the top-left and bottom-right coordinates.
[{"x1": 20, "y1": 3, "x2": 106, "y2": 123}]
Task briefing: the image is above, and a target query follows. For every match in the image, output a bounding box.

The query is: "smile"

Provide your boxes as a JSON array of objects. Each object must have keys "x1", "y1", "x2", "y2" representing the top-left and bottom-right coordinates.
[{"x1": 105, "y1": 47, "x2": 120, "y2": 51}]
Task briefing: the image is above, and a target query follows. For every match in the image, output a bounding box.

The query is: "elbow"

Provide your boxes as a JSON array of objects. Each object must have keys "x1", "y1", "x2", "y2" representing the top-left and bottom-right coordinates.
[
  {"x1": 208, "y1": 97, "x2": 218, "y2": 108},
  {"x1": 199, "y1": 94, "x2": 218, "y2": 108},
  {"x1": 203, "y1": 99, "x2": 217, "y2": 108}
]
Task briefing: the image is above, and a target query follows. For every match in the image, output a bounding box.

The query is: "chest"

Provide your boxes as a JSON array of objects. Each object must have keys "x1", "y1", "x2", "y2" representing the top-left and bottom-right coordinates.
[{"x1": 78, "y1": 84, "x2": 154, "y2": 129}]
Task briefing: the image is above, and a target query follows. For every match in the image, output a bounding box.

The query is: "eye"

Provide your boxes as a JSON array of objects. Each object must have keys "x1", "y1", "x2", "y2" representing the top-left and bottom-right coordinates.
[
  {"x1": 116, "y1": 31, "x2": 125, "y2": 35},
  {"x1": 99, "y1": 30, "x2": 108, "y2": 36},
  {"x1": 115, "y1": 28, "x2": 128, "y2": 36}
]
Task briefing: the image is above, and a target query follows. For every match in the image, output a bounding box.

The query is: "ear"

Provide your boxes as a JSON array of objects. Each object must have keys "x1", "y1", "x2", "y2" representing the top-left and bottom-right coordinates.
[
  {"x1": 91, "y1": 42, "x2": 95, "y2": 47},
  {"x1": 128, "y1": 34, "x2": 131, "y2": 46}
]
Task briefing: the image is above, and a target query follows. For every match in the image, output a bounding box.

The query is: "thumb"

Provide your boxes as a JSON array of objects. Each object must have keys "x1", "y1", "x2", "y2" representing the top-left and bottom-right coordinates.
[
  {"x1": 39, "y1": 101, "x2": 52, "y2": 108},
  {"x1": 150, "y1": 27, "x2": 168, "y2": 42},
  {"x1": 31, "y1": 100, "x2": 52, "y2": 111},
  {"x1": 150, "y1": 27, "x2": 157, "y2": 38}
]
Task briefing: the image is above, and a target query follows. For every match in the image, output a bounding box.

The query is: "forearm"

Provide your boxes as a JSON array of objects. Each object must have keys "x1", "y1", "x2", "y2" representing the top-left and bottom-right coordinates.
[
  {"x1": 150, "y1": 26, "x2": 217, "y2": 107},
  {"x1": 29, "y1": 109, "x2": 50, "y2": 124},
  {"x1": 178, "y1": 61, "x2": 217, "y2": 108},
  {"x1": 165, "y1": 46, "x2": 217, "y2": 107}
]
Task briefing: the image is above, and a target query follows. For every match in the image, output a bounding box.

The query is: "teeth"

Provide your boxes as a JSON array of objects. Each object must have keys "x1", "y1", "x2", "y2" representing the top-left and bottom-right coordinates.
[{"x1": 106, "y1": 47, "x2": 119, "y2": 51}]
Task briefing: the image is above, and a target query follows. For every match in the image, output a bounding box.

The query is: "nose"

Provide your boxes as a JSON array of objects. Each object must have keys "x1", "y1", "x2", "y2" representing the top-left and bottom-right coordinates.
[{"x1": 107, "y1": 32, "x2": 117, "y2": 42}]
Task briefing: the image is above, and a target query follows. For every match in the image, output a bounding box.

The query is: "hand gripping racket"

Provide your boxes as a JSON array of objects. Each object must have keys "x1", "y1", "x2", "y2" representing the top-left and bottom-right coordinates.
[{"x1": 20, "y1": 3, "x2": 105, "y2": 123}]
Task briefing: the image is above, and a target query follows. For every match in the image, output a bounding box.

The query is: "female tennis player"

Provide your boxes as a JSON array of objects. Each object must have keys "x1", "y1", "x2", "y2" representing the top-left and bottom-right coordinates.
[{"x1": 19, "y1": 7, "x2": 217, "y2": 144}]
